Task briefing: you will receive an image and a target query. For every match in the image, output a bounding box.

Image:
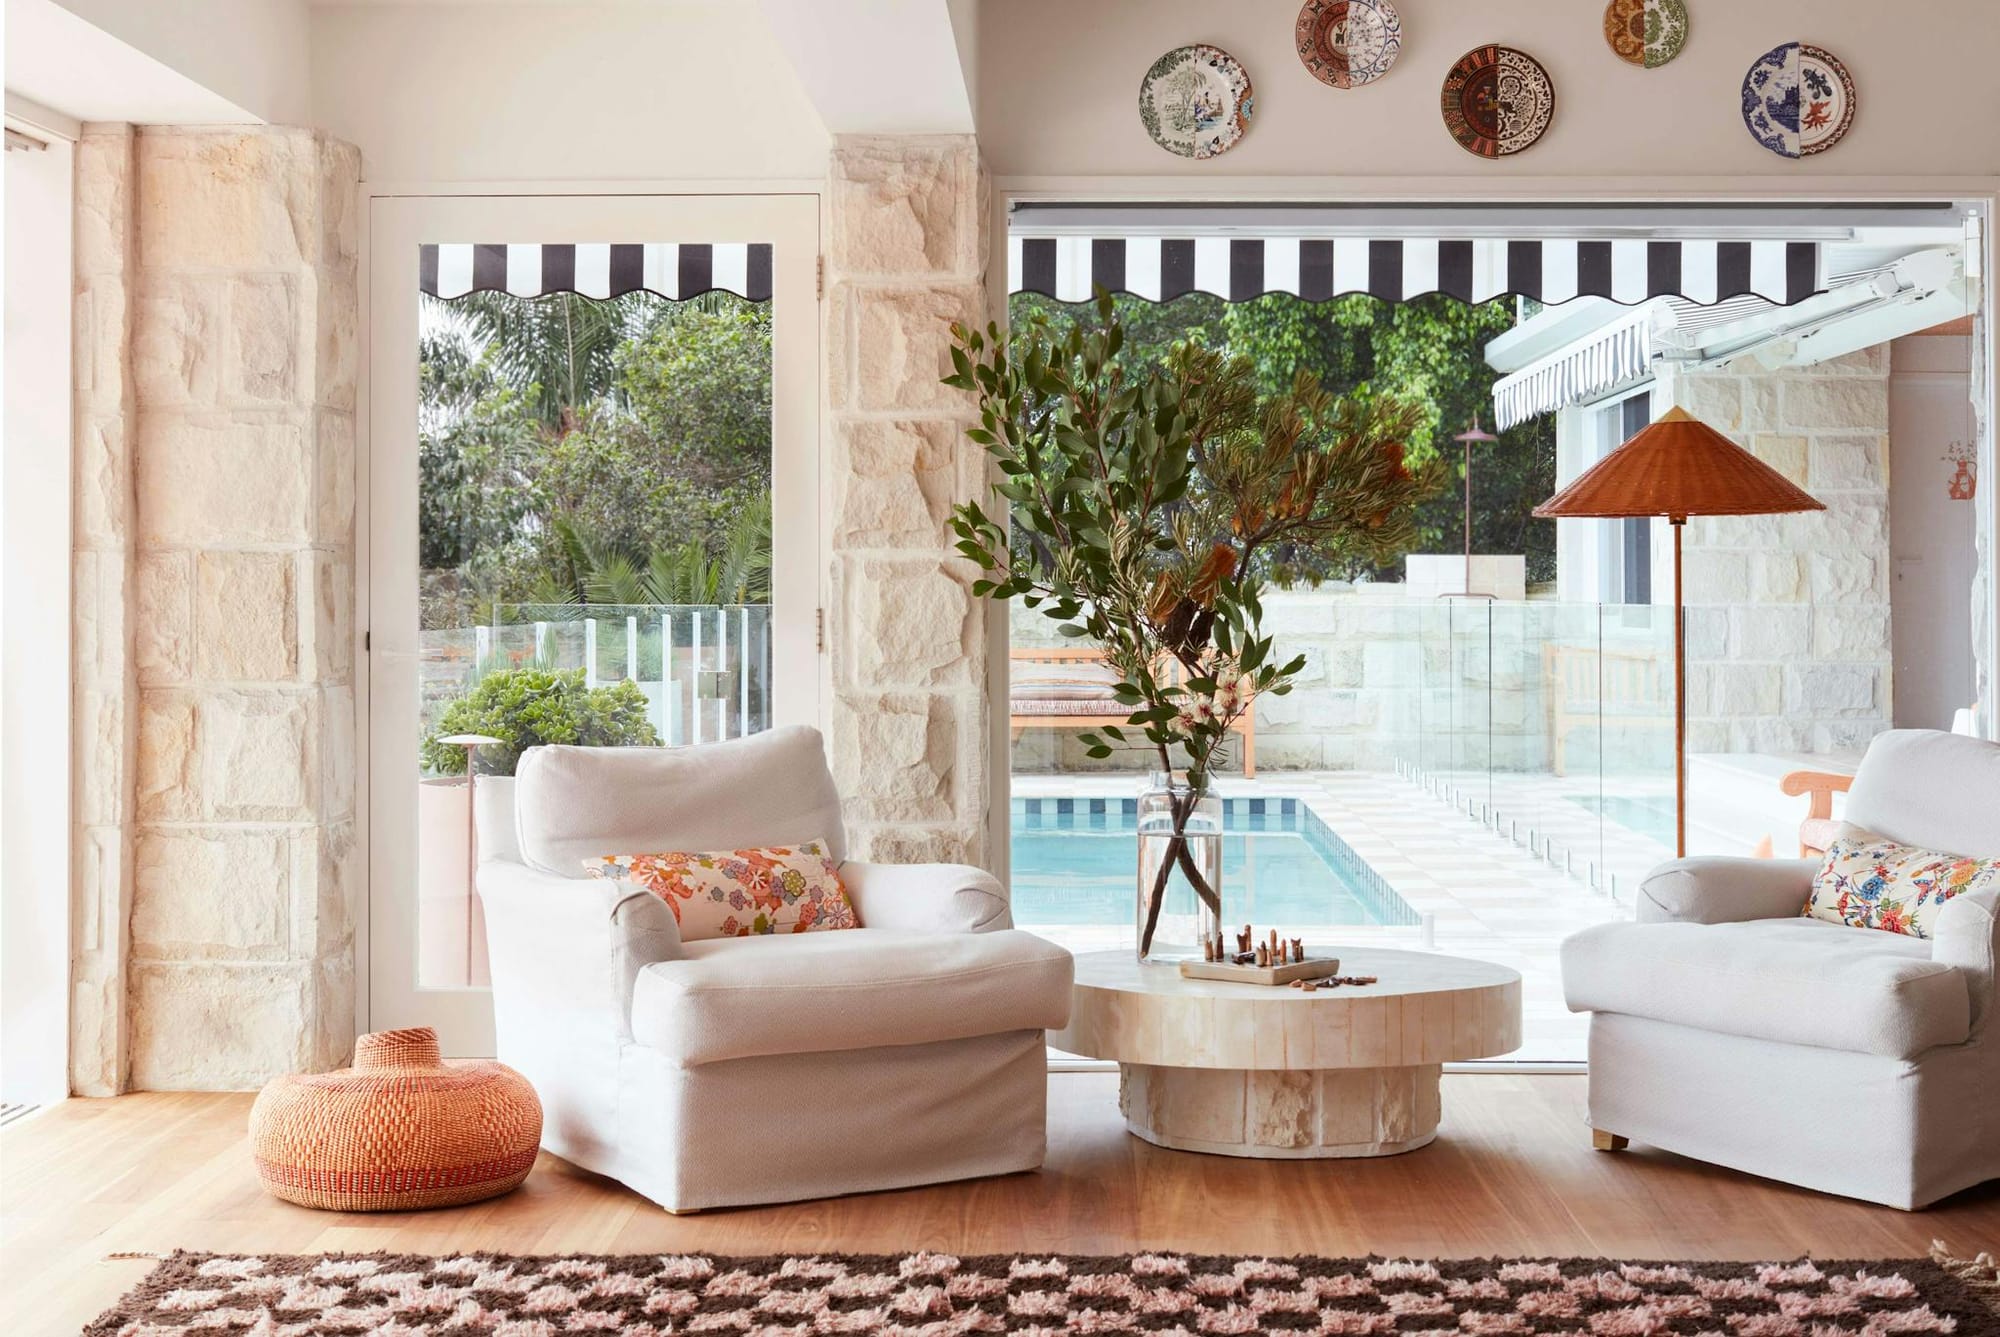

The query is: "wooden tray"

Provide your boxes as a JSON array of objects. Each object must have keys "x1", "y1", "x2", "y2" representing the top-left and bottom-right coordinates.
[{"x1": 1177, "y1": 956, "x2": 1340, "y2": 987}]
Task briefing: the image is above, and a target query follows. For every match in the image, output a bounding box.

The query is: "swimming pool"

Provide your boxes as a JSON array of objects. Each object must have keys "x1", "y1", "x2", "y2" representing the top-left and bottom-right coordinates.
[{"x1": 1010, "y1": 796, "x2": 1419, "y2": 931}]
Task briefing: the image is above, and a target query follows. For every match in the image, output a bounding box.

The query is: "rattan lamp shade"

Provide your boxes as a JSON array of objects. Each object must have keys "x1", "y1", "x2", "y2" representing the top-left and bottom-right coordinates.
[{"x1": 1533, "y1": 406, "x2": 1825, "y2": 521}]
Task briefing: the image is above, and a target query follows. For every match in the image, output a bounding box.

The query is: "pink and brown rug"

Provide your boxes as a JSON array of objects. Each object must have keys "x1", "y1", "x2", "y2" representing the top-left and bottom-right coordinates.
[{"x1": 87, "y1": 1248, "x2": 2000, "y2": 1336}]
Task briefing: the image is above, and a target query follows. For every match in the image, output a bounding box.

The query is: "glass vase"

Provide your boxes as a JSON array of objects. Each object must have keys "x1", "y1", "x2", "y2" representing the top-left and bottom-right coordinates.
[{"x1": 1135, "y1": 771, "x2": 1223, "y2": 963}]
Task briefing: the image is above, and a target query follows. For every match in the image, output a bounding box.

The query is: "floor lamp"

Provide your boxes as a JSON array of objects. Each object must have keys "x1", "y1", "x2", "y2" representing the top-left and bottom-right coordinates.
[{"x1": 1533, "y1": 406, "x2": 1823, "y2": 858}]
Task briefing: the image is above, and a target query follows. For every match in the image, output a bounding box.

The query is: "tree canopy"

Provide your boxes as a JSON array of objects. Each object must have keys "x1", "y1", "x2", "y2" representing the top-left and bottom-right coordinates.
[
  {"x1": 1009, "y1": 291, "x2": 1556, "y2": 583},
  {"x1": 417, "y1": 291, "x2": 774, "y2": 627}
]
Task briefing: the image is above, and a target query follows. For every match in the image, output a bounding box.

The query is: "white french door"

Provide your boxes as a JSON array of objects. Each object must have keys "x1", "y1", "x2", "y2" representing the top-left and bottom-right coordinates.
[{"x1": 367, "y1": 194, "x2": 820, "y2": 1054}]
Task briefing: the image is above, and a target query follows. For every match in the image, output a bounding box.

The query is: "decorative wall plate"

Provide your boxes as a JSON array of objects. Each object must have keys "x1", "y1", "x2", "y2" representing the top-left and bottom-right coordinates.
[
  {"x1": 1741, "y1": 41, "x2": 1855, "y2": 158},
  {"x1": 1139, "y1": 44, "x2": 1255, "y2": 159},
  {"x1": 1295, "y1": 0, "x2": 1403, "y2": 90},
  {"x1": 1440, "y1": 46, "x2": 1555, "y2": 158},
  {"x1": 1603, "y1": 0, "x2": 1689, "y2": 68}
]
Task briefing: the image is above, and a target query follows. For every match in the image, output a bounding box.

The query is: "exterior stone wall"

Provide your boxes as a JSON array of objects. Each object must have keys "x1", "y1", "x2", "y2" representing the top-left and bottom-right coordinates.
[
  {"x1": 825, "y1": 136, "x2": 991, "y2": 866},
  {"x1": 70, "y1": 126, "x2": 361, "y2": 1092},
  {"x1": 1662, "y1": 351, "x2": 1895, "y2": 755},
  {"x1": 1011, "y1": 592, "x2": 1668, "y2": 779}
]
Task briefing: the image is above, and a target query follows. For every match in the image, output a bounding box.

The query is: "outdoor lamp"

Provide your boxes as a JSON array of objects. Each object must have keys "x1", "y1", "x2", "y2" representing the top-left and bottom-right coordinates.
[
  {"x1": 1453, "y1": 417, "x2": 1500, "y2": 595},
  {"x1": 1533, "y1": 406, "x2": 1824, "y2": 858}
]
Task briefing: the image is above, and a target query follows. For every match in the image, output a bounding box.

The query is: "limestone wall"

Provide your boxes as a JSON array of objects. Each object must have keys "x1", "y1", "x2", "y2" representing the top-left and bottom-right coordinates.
[
  {"x1": 70, "y1": 126, "x2": 360, "y2": 1092},
  {"x1": 70, "y1": 126, "x2": 139, "y2": 1097},
  {"x1": 1663, "y1": 351, "x2": 1895, "y2": 755},
  {"x1": 1010, "y1": 592, "x2": 1672, "y2": 779},
  {"x1": 824, "y1": 136, "x2": 992, "y2": 866}
]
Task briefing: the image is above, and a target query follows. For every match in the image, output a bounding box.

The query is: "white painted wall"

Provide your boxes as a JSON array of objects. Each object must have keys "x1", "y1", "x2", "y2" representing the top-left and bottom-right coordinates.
[
  {"x1": 308, "y1": 1, "x2": 830, "y2": 183},
  {"x1": 1890, "y1": 334, "x2": 1978, "y2": 731},
  {"x1": 2, "y1": 129, "x2": 75, "y2": 1103},
  {"x1": 46, "y1": 0, "x2": 307, "y2": 123},
  {"x1": 971, "y1": 0, "x2": 2000, "y2": 178}
]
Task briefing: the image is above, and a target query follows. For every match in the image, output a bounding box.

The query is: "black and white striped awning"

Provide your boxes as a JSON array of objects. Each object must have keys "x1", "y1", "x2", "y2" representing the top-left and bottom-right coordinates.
[
  {"x1": 1492, "y1": 311, "x2": 1655, "y2": 431},
  {"x1": 1008, "y1": 236, "x2": 1823, "y2": 307},
  {"x1": 420, "y1": 243, "x2": 773, "y2": 302}
]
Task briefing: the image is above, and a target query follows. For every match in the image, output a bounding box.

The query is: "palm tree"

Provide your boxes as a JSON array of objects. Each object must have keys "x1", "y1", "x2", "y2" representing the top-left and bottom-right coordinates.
[
  {"x1": 430, "y1": 291, "x2": 641, "y2": 435},
  {"x1": 431, "y1": 289, "x2": 742, "y2": 437},
  {"x1": 524, "y1": 495, "x2": 773, "y2": 611}
]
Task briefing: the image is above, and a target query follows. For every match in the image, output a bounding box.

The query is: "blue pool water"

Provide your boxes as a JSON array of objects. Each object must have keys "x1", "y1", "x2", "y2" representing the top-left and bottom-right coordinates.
[{"x1": 1010, "y1": 797, "x2": 1419, "y2": 928}]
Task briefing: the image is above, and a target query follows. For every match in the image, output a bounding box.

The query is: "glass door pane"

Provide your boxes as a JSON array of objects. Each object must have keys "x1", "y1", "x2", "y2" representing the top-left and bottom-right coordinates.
[{"x1": 370, "y1": 197, "x2": 818, "y2": 1053}]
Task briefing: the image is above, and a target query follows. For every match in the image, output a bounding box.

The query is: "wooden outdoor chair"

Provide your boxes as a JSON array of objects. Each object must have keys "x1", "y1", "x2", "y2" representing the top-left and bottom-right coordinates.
[
  {"x1": 1541, "y1": 643, "x2": 1671, "y2": 777},
  {"x1": 1009, "y1": 647, "x2": 1256, "y2": 777},
  {"x1": 1779, "y1": 767, "x2": 1855, "y2": 858}
]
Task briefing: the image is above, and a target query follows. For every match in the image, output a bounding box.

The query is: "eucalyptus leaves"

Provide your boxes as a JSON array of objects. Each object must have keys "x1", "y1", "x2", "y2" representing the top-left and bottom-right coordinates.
[{"x1": 946, "y1": 294, "x2": 1441, "y2": 954}]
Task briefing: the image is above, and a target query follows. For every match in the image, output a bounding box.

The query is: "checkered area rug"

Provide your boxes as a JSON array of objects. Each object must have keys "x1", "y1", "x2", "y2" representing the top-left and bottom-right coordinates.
[{"x1": 87, "y1": 1248, "x2": 2000, "y2": 1336}]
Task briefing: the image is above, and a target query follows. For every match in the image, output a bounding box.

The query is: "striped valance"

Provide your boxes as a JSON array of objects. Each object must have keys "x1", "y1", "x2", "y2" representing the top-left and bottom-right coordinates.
[
  {"x1": 420, "y1": 243, "x2": 773, "y2": 302},
  {"x1": 1008, "y1": 236, "x2": 1823, "y2": 307},
  {"x1": 1491, "y1": 313, "x2": 1654, "y2": 431}
]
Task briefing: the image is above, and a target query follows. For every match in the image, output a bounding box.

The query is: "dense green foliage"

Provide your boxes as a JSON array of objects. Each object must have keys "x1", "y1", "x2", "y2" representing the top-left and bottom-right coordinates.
[
  {"x1": 1010, "y1": 291, "x2": 1557, "y2": 582},
  {"x1": 420, "y1": 668, "x2": 660, "y2": 777},
  {"x1": 418, "y1": 291, "x2": 773, "y2": 627}
]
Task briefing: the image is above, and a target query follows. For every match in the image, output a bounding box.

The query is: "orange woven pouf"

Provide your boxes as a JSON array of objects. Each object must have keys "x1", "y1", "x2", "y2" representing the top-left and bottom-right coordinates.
[{"x1": 248, "y1": 1026, "x2": 541, "y2": 1211}]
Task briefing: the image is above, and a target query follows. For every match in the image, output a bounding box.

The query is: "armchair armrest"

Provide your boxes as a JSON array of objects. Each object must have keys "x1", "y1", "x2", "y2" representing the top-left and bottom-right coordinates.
[
  {"x1": 1933, "y1": 889, "x2": 1998, "y2": 1034},
  {"x1": 839, "y1": 861, "x2": 1011, "y2": 934},
  {"x1": 478, "y1": 859, "x2": 682, "y2": 1042},
  {"x1": 1637, "y1": 856, "x2": 1817, "y2": 924}
]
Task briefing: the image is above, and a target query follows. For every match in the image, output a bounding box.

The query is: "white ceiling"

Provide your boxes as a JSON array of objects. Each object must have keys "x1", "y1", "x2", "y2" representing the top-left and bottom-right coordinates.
[
  {"x1": 5, "y1": 0, "x2": 258, "y2": 124},
  {"x1": 756, "y1": 0, "x2": 974, "y2": 134}
]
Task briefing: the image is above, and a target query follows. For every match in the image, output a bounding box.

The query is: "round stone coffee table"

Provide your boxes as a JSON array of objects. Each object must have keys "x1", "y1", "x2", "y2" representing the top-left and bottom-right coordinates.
[{"x1": 1051, "y1": 949, "x2": 1521, "y2": 1158}]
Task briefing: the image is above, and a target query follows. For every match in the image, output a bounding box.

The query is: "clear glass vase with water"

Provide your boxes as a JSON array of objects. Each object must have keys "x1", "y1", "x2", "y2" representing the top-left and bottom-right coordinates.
[{"x1": 1135, "y1": 770, "x2": 1223, "y2": 963}]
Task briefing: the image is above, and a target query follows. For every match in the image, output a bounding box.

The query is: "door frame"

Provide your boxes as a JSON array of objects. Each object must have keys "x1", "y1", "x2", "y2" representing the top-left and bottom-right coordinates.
[
  {"x1": 2, "y1": 113, "x2": 76, "y2": 1104},
  {"x1": 362, "y1": 189, "x2": 822, "y2": 1052}
]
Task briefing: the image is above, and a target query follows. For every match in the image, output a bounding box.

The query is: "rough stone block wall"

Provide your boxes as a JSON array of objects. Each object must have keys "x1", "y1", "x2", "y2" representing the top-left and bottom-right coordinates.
[
  {"x1": 71, "y1": 126, "x2": 139, "y2": 1097},
  {"x1": 1664, "y1": 350, "x2": 1894, "y2": 755},
  {"x1": 71, "y1": 126, "x2": 361, "y2": 1092},
  {"x1": 825, "y1": 136, "x2": 991, "y2": 866}
]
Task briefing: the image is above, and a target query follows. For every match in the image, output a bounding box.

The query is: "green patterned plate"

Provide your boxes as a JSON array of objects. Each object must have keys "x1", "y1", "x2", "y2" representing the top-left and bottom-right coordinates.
[{"x1": 1603, "y1": 0, "x2": 1688, "y2": 69}]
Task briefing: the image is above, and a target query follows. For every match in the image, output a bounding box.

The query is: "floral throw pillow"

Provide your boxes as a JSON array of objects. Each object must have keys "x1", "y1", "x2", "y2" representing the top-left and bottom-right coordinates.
[
  {"x1": 583, "y1": 839, "x2": 860, "y2": 940},
  {"x1": 1804, "y1": 832, "x2": 2000, "y2": 939}
]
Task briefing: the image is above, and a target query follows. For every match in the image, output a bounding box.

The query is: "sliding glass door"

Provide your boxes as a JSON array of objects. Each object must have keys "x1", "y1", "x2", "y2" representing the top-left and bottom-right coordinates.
[{"x1": 368, "y1": 195, "x2": 819, "y2": 1053}]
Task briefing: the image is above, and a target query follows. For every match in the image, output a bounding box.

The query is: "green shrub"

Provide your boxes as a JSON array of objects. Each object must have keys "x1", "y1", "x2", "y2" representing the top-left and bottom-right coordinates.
[{"x1": 421, "y1": 668, "x2": 660, "y2": 777}]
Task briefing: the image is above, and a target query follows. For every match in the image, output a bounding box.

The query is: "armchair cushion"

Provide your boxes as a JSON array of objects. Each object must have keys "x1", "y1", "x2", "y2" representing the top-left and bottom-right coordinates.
[
  {"x1": 1563, "y1": 916, "x2": 1970, "y2": 1059},
  {"x1": 1804, "y1": 832, "x2": 2000, "y2": 940},
  {"x1": 585, "y1": 839, "x2": 859, "y2": 939},
  {"x1": 513, "y1": 726, "x2": 847, "y2": 875},
  {"x1": 1844, "y1": 728, "x2": 2000, "y2": 854},
  {"x1": 630, "y1": 928, "x2": 1074, "y2": 1066}
]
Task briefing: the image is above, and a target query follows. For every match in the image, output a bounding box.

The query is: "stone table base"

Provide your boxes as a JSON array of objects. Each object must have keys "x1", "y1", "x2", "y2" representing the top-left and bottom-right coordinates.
[{"x1": 1119, "y1": 1062, "x2": 1444, "y2": 1158}]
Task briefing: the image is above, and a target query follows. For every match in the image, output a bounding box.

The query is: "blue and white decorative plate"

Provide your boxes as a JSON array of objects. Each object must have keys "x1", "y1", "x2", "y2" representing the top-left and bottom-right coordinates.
[
  {"x1": 1140, "y1": 44, "x2": 1255, "y2": 159},
  {"x1": 1742, "y1": 41, "x2": 1856, "y2": 159}
]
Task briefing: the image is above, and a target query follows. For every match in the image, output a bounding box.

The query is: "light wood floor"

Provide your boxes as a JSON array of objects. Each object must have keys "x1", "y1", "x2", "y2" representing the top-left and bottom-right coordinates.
[{"x1": 5, "y1": 1073, "x2": 1997, "y2": 1334}]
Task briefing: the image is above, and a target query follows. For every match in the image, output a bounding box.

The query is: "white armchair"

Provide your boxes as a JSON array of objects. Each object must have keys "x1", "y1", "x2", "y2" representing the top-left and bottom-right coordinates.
[
  {"x1": 476, "y1": 725, "x2": 1073, "y2": 1213},
  {"x1": 1563, "y1": 728, "x2": 2000, "y2": 1210}
]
